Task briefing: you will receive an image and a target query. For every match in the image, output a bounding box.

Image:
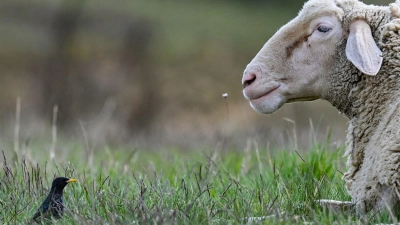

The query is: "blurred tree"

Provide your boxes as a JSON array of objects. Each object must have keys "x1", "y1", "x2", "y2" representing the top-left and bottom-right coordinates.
[
  {"x1": 39, "y1": 0, "x2": 86, "y2": 126},
  {"x1": 35, "y1": 0, "x2": 159, "y2": 135},
  {"x1": 119, "y1": 20, "x2": 161, "y2": 133}
]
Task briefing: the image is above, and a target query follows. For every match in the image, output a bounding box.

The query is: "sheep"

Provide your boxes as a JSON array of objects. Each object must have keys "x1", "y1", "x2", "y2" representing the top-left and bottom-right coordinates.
[{"x1": 242, "y1": 0, "x2": 400, "y2": 215}]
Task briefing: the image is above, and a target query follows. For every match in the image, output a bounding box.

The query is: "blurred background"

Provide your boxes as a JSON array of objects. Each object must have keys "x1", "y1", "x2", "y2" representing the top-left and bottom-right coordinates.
[{"x1": 0, "y1": 0, "x2": 391, "y2": 151}]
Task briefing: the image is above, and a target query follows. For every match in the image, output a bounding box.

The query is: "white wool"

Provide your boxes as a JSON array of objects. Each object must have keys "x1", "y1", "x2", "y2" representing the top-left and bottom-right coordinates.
[{"x1": 390, "y1": 1, "x2": 400, "y2": 18}]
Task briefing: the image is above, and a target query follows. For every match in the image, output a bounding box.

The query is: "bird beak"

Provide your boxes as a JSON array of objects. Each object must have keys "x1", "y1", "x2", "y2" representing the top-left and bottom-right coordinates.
[{"x1": 67, "y1": 178, "x2": 77, "y2": 183}]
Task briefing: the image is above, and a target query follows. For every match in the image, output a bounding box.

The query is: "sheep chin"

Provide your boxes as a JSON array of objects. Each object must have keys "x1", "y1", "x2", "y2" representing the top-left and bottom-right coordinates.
[{"x1": 248, "y1": 92, "x2": 286, "y2": 114}]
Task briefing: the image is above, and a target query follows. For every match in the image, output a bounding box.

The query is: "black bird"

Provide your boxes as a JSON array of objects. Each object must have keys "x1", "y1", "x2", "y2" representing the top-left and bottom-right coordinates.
[{"x1": 31, "y1": 177, "x2": 77, "y2": 223}]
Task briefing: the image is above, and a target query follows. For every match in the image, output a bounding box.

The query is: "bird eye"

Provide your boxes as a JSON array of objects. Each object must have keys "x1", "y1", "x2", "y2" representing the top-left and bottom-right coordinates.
[{"x1": 317, "y1": 26, "x2": 331, "y2": 33}]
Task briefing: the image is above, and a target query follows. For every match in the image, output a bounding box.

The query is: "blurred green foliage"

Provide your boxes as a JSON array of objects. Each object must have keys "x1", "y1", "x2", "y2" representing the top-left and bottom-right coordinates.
[{"x1": 0, "y1": 0, "x2": 390, "y2": 147}]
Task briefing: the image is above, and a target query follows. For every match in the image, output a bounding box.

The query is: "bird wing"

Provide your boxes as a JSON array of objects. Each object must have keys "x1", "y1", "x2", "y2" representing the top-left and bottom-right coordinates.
[
  {"x1": 31, "y1": 209, "x2": 52, "y2": 223},
  {"x1": 31, "y1": 194, "x2": 53, "y2": 223}
]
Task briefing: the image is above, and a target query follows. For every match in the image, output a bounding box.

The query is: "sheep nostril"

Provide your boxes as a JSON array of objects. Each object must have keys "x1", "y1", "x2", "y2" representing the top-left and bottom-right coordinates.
[{"x1": 243, "y1": 74, "x2": 256, "y2": 88}]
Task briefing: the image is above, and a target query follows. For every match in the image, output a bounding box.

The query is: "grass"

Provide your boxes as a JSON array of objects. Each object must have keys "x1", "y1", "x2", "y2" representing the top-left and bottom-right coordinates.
[{"x1": 2, "y1": 134, "x2": 394, "y2": 225}]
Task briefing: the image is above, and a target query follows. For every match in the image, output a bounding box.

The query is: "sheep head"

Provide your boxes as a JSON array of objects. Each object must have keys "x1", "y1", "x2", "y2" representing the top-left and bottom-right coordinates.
[{"x1": 242, "y1": 0, "x2": 384, "y2": 115}]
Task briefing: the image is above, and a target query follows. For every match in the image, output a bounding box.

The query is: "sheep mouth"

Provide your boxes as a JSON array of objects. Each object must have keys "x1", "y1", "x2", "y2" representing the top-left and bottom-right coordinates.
[{"x1": 245, "y1": 85, "x2": 281, "y2": 101}]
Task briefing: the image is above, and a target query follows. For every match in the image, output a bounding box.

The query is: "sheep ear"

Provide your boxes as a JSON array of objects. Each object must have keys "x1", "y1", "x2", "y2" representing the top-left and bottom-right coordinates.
[{"x1": 345, "y1": 20, "x2": 382, "y2": 76}]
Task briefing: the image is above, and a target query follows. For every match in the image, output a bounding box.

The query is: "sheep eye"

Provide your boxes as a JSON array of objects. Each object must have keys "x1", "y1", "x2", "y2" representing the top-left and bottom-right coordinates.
[{"x1": 317, "y1": 26, "x2": 331, "y2": 33}]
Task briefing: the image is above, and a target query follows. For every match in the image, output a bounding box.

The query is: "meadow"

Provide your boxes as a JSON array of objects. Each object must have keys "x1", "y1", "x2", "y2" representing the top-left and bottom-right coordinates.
[
  {"x1": 1, "y1": 0, "x2": 399, "y2": 224},
  {"x1": 1, "y1": 133, "x2": 396, "y2": 224}
]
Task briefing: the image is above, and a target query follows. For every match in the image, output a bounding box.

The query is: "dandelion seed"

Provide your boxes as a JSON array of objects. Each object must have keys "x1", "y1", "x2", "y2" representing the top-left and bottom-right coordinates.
[{"x1": 222, "y1": 93, "x2": 228, "y2": 98}]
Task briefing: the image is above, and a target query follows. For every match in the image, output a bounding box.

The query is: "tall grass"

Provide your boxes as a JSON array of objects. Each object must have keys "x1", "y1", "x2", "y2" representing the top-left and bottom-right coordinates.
[{"x1": 1, "y1": 133, "x2": 394, "y2": 225}]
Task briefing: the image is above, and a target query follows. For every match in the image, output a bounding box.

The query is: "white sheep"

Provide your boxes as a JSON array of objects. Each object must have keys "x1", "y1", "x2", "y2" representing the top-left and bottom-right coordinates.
[{"x1": 242, "y1": 0, "x2": 400, "y2": 215}]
